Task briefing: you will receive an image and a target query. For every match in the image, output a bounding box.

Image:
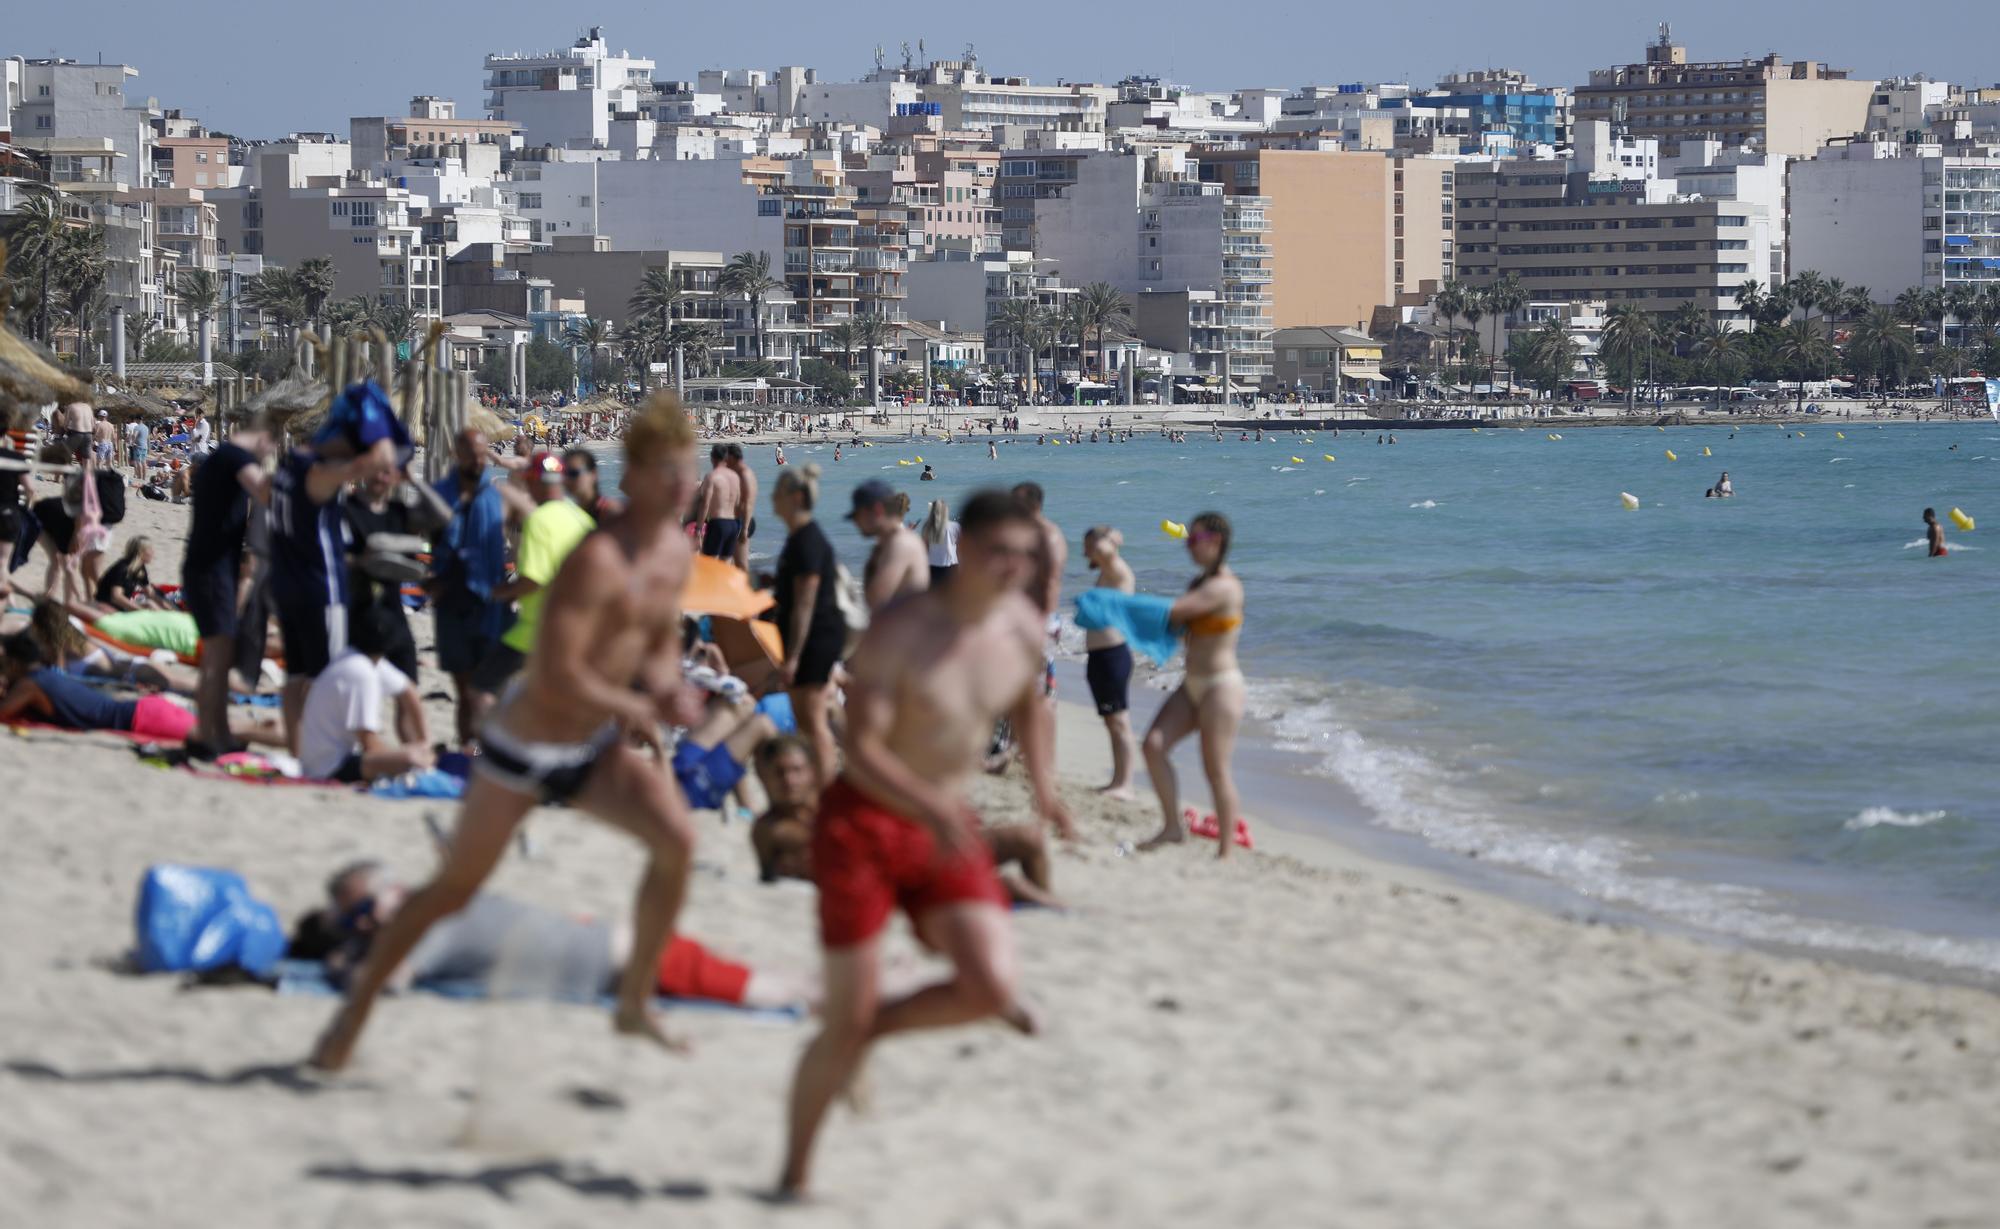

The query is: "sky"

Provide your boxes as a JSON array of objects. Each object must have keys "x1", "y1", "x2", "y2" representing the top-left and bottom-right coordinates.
[{"x1": 6, "y1": 0, "x2": 1994, "y2": 139}]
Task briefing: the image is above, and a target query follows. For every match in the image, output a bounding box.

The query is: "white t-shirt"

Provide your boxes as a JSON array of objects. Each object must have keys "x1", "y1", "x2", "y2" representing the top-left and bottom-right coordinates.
[
  {"x1": 297, "y1": 648, "x2": 411, "y2": 779},
  {"x1": 926, "y1": 521, "x2": 960, "y2": 568}
]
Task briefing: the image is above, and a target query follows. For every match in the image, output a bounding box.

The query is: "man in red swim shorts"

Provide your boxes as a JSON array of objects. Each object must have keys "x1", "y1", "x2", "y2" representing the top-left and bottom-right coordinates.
[{"x1": 777, "y1": 489, "x2": 1073, "y2": 1200}]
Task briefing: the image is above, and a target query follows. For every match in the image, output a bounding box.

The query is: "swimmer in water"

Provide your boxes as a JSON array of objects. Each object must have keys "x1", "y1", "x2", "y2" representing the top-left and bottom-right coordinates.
[
  {"x1": 1925, "y1": 507, "x2": 1948, "y2": 557},
  {"x1": 1715, "y1": 471, "x2": 1733, "y2": 497},
  {"x1": 989, "y1": 440, "x2": 998, "y2": 460},
  {"x1": 834, "y1": 445, "x2": 842, "y2": 463}
]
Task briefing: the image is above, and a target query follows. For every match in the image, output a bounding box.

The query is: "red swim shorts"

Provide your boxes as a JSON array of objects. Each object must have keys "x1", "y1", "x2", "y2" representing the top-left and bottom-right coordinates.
[
  {"x1": 813, "y1": 777, "x2": 1006, "y2": 948},
  {"x1": 654, "y1": 935, "x2": 751, "y2": 1004}
]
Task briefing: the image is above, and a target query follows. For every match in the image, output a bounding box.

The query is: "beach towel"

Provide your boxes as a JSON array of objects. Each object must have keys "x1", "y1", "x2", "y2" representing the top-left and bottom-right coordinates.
[
  {"x1": 1074, "y1": 588, "x2": 1179, "y2": 666},
  {"x1": 271, "y1": 959, "x2": 804, "y2": 1021},
  {"x1": 135, "y1": 864, "x2": 286, "y2": 977},
  {"x1": 370, "y1": 768, "x2": 467, "y2": 800},
  {"x1": 94, "y1": 609, "x2": 201, "y2": 658},
  {"x1": 432, "y1": 467, "x2": 508, "y2": 600}
]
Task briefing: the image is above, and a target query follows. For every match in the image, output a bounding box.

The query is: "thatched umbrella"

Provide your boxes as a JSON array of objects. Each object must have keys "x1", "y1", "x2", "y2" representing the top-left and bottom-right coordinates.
[
  {"x1": 90, "y1": 385, "x2": 179, "y2": 422},
  {"x1": 0, "y1": 319, "x2": 91, "y2": 408},
  {"x1": 240, "y1": 373, "x2": 330, "y2": 442}
]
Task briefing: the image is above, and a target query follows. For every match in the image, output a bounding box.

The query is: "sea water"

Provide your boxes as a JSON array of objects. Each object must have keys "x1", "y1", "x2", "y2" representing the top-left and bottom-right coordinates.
[{"x1": 617, "y1": 419, "x2": 1999, "y2": 972}]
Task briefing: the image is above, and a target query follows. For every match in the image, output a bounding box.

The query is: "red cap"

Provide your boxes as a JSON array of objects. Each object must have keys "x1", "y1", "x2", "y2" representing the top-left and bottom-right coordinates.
[{"x1": 529, "y1": 450, "x2": 564, "y2": 482}]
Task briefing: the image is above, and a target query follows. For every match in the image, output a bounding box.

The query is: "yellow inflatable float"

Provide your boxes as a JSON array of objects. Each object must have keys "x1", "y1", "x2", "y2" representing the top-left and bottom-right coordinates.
[
  {"x1": 1620, "y1": 492, "x2": 1641, "y2": 510},
  {"x1": 1290, "y1": 456, "x2": 1305, "y2": 463},
  {"x1": 1950, "y1": 508, "x2": 1976, "y2": 532},
  {"x1": 1702, "y1": 446, "x2": 1712, "y2": 457},
  {"x1": 1323, "y1": 454, "x2": 1337, "y2": 461},
  {"x1": 1665, "y1": 449, "x2": 1677, "y2": 461},
  {"x1": 1161, "y1": 519, "x2": 1188, "y2": 540}
]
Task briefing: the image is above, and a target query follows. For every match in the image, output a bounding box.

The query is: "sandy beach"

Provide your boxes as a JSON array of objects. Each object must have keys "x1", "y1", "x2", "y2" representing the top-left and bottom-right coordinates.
[{"x1": 5, "y1": 481, "x2": 2000, "y2": 1229}]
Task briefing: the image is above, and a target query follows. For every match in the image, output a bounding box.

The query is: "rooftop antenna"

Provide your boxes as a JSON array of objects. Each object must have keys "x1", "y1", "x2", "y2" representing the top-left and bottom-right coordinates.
[
  {"x1": 918, "y1": 38, "x2": 927, "y2": 65},
  {"x1": 873, "y1": 44, "x2": 885, "y2": 73},
  {"x1": 901, "y1": 41, "x2": 912, "y2": 72},
  {"x1": 964, "y1": 42, "x2": 977, "y2": 69}
]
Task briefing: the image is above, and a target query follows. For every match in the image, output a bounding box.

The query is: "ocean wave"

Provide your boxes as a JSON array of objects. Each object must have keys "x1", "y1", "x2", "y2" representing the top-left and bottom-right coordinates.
[
  {"x1": 1845, "y1": 807, "x2": 1949, "y2": 831},
  {"x1": 1410, "y1": 500, "x2": 1439, "y2": 509},
  {"x1": 1245, "y1": 676, "x2": 2000, "y2": 975}
]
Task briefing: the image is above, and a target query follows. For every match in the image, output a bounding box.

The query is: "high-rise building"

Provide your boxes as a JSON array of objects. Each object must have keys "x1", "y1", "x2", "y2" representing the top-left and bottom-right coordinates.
[
  {"x1": 1573, "y1": 27, "x2": 1875, "y2": 156},
  {"x1": 1790, "y1": 140, "x2": 2000, "y2": 296}
]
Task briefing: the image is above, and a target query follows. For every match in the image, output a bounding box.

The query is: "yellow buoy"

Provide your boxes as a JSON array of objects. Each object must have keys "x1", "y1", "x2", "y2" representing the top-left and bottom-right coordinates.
[
  {"x1": 1657, "y1": 426, "x2": 1666, "y2": 431},
  {"x1": 1796, "y1": 431, "x2": 1806, "y2": 438},
  {"x1": 1665, "y1": 449, "x2": 1677, "y2": 461},
  {"x1": 1620, "y1": 492, "x2": 1641, "y2": 510},
  {"x1": 1323, "y1": 454, "x2": 1337, "y2": 461},
  {"x1": 1161, "y1": 519, "x2": 1188, "y2": 540},
  {"x1": 1547, "y1": 433, "x2": 1563, "y2": 440},
  {"x1": 1836, "y1": 431, "x2": 1845, "y2": 439},
  {"x1": 1950, "y1": 507, "x2": 1976, "y2": 532},
  {"x1": 914, "y1": 456, "x2": 923, "y2": 462},
  {"x1": 1290, "y1": 456, "x2": 1305, "y2": 464},
  {"x1": 897, "y1": 459, "x2": 913, "y2": 466}
]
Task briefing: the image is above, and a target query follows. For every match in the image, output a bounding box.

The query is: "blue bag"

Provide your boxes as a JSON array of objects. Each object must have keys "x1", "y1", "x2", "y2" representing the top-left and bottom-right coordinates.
[{"x1": 134, "y1": 864, "x2": 285, "y2": 976}]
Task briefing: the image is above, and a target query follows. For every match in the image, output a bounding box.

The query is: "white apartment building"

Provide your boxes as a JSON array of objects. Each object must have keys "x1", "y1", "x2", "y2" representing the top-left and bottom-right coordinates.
[
  {"x1": 483, "y1": 27, "x2": 655, "y2": 149},
  {"x1": 1791, "y1": 140, "x2": 2000, "y2": 294},
  {"x1": 508, "y1": 156, "x2": 782, "y2": 262},
  {"x1": 5, "y1": 57, "x2": 160, "y2": 185}
]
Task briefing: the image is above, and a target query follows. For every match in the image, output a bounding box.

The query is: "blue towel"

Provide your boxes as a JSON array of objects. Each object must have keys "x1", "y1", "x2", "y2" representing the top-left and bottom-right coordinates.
[
  {"x1": 315, "y1": 380, "x2": 413, "y2": 468},
  {"x1": 1074, "y1": 589, "x2": 1179, "y2": 666},
  {"x1": 431, "y1": 467, "x2": 509, "y2": 601},
  {"x1": 271, "y1": 959, "x2": 804, "y2": 1021},
  {"x1": 369, "y1": 768, "x2": 467, "y2": 800}
]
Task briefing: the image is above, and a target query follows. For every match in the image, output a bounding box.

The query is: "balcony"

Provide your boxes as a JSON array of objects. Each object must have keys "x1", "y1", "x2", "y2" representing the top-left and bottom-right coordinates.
[
  {"x1": 1222, "y1": 261, "x2": 1272, "y2": 283},
  {"x1": 1222, "y1": 239, "x2": 1271, "y2": 257},
  {"x1": 1221, "y1": 309, "x2": 1270, "y2": 327},
  {"x1": 785, "y1": 253, "x2": 855, "y2": 274}
]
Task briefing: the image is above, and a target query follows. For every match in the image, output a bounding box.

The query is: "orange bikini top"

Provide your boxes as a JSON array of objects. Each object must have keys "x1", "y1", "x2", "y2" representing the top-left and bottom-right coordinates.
[{"x1": 1186, "y1": 612, "x2": 1242, "y2": 638}]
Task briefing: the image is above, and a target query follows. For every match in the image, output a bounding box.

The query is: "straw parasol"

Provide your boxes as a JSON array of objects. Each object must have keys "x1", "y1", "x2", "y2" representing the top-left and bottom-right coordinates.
[
  {"x1": 90, "y1": 385, "x2": 179, "y2": 422},
  {"x1": 0, "y1": 319, "x2": 92, "y2": 407}
]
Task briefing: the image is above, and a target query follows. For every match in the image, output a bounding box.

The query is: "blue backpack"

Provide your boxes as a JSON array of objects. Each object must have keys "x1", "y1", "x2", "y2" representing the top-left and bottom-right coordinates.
[{"x1": 134, "y1": 865, "x2": 285, "y2": 976}]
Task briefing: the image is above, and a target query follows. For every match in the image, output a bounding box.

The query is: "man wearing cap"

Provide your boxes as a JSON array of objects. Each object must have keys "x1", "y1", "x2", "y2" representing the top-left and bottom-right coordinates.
[
  {"x1": 848, "y1": 479, "x2": 928, "y2": 613},
  {"x1": 269, "y1": 382, "x2": 405, "y2": 753},
  {"x1": 468, "y1": 449, "x2": 595, "y2": 700}
]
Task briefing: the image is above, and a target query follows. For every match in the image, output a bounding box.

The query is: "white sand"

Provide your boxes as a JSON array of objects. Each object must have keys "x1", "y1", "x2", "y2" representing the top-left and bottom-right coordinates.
[{"x1": 4, "y1": 489, "x2": 2000, "y2": 1228}]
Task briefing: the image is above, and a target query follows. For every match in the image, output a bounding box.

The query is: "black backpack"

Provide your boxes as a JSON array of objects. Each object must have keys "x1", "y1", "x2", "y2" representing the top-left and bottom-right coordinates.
[{"x1": 95, "y1": 468, "x2": 127, "y2": 526}]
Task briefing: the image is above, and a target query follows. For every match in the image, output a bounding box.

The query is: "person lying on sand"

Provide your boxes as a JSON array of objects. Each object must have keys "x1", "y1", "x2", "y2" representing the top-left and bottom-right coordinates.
[
  {"x1": 24, "y1": 598, "x2": 196, "y2": 695},
  {"x1": 320, "y1": 860, "x2": 810, "y2": 1010},
  {"x1": 0, "y1": 631, "x2": 277, "y2": 745}
]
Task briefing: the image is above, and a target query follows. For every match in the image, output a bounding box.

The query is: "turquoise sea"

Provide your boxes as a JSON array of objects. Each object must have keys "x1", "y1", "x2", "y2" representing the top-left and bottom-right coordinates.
[{"x1": 631, "y1": 419, "x2": 2000, "y2": 972}]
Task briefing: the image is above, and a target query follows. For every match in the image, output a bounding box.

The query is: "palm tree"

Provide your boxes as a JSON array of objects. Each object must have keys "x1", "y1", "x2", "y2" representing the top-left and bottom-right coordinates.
[
  {"x1": 823, "y1": 320, "x2": 859, "y2": 373},
  {"x1": 718, "y1": 251, "x2": 782, "y2": 363},
  {"x1": 1788, "y1": 270, "x2": 1826, "y2": 335},
  {"x1": 1845, "y1": 306, "x2": 1916, "y2": 395},
  {"x1": 1691, "y1": 321, "x2": 1743, "y2": 412},
  {"x1": 294, "y1": 256, "x2": 337, "y2": 328},
  {"x1": 565, "y1": 316, "x2": 614, "y2": 392},
  {"x1": 1667, "y1": 301, "x2": 1707, "y2": 364},
  {"x1": 1457, "y1": 292, "x2": 1484, "y2": 385},
  {"x1": 990, "y1": 297, "x2": 1039, "y2": 394},
  {"x1": 1072, "y1": 282, "x2": 1131, "y2": 379},
  {"x1": 1524, "y1": 320, "x2": 1579, "y2": 397},
  {"x1": 1773, "y1": 319, "x2": 1834, "y2": 411},
  {"x1": 628, "y1": 266, "x2": 683, "y2": 340},
  {"x1": 1893, "y1": 287, "x2": 1930, "y2": 333},
  {"x1": 6, "y1": 187, "x2": 71, "y2": 344},
  {"x1": 1432, "y1": 280, "x2": 1468, "y2": 345},
  {"x1": 1026, "y1": 306, "x2": 1063, "y2": 401},
  {"x1": 242, "y1": 268, "x2": 309, "y2": 352},
  {"x1": 1481, "y1": 274, "x2": 1526, "y2": 393},
  {"x1": 323, "y1": 294, "x2": 371, "y2": 333},
  {"x1": 852, "y1": 312, "x2": 892, "y2": 405},
  {"x1": 56, "y1": 225, "x2": 107, "y2": 359},
  {"x1": 125, "y1": 312, "x2": 161, "y2": 362},
  {"x1": 619, "y1": 318, "x2": 662, "y2": 391},
  {"x1": 1736, "y1": 279, "x2": 1766, "y2": 329},
  {"x1": 1600, "y1": 303, "x2": 1656, "y2": 413}
]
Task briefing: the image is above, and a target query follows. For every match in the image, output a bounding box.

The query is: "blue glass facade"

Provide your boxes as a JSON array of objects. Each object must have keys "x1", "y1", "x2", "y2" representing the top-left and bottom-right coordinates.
[{"x1": 1409, "y1": 92, "x2": 1564, "y2": 150}]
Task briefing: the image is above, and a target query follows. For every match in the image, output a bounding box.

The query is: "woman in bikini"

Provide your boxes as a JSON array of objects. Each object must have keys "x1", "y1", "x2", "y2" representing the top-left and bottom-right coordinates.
[{"x1": 1139, "y1": 512, "x2": 1246, "y2": 858}]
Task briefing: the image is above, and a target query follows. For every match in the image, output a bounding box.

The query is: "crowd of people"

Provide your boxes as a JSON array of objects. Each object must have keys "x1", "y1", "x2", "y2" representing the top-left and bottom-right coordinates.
[{"x1": 2, "y1": 384, "x2": 1252, "y2": 1198}]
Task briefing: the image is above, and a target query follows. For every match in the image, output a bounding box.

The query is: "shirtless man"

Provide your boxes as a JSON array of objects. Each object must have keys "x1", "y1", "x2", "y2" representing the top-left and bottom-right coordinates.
[
  {"x1": 727, "y1": 443, "x2": 758, "y2": 569},
  {"x1": 777, "y1": 490, "x2": 1073, "y2": 1200},
  {"x1": 1010, "y1": 482, "x2": 1067, "y2": 702},
  {"x1": 91, "y1": 411, "x2": 117, "y2": 466},
  {"x1": 692, "y1": 445, "x2": 743, "y2": 560},
  {"x1": 1925, "y1": 507, "x2": 1948, "y2": 558},
  {"x1": 847, "y1": 479, "x2": 928, "y2": 611},
  {"x1": 1081, "y1": 526, "x2": 1139, "y2": 799},
  {"x1": 310, "y1": 394, "x2": 704, "y2": 1070}
]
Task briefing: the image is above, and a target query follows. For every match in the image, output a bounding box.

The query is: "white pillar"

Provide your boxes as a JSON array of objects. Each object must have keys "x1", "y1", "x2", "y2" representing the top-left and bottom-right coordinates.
[
  {"x1": 199, "y1": 314, "x2": 213, "y2": 387},
  {"x1": 111, "y1": 305, "x2": 127, "y2": 377}
]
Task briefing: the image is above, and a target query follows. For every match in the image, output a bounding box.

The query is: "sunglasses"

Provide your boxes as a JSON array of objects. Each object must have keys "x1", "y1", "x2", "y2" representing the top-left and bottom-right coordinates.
[
  {"x1": 333, "y1": 895, "x2": 378, "y2": 934},
  {"x1": 564, "y1": 467, "x2": 589, "y2": 479}
]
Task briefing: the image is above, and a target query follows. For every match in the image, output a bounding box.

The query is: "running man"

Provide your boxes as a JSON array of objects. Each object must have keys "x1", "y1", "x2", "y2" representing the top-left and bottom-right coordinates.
[
  {"x1": 310, "y1": 394, "x2": 705, "y2": 1070},
  {"x1": 777, "y1": 490, "x2": 1073, "y2": 1200},
  {"x1": 1925, "y1": 507, "x2": 1948, "y2": 558},
  {"x1": 692, "y1": 444, "x2": 743, "y2": 560}
]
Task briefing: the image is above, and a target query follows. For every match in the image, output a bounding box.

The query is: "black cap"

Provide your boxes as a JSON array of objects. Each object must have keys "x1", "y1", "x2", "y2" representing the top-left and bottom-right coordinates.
[{"x1": 845, "y1": 479, "x2": 893, "y2": 519}]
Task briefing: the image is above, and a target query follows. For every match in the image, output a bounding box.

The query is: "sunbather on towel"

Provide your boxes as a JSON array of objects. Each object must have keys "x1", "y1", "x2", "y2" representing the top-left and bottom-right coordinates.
[
  {"x1": 321, "y1": 859, "x2": 810, "y2": 1010},
  {"x1": 27, "y1": 598, "x2": 198, "y2": 695},
  {"x1": 0, "y1": 631, "x2": 278, "y2": 745}
]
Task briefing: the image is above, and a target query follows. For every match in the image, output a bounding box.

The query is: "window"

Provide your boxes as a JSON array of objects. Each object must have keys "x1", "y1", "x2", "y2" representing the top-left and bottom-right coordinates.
[
  {"x1": 519, "y1": 193, "x2": 544, "y2": 210},
  {"x1": 578, "y1": 195, "x2": 591, "y2": 207},
  {"x1": 35, "y1": 115, "x2": 51, "y2": 129},
  {"x1": 757, "y1": 198, "x2": 781, "y2": 216},
  {"x1": 195, "y1": 152, "x2": 208, "y2": 164}
]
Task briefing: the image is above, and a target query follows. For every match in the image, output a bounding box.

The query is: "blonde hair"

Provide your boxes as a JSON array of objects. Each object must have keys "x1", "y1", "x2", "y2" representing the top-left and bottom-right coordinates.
[
  {"x1": 624, "y1": 392, "x2": 696, "y2": 466},
  {"x1": 29, "y1": 599, "x2": 89, "y2": 662},
  {"x1": 773, "y1": 461, "x2": 822, "y2": 511},
  {"x1": 922, "y1": 499, "x2": 951, "y2": 545},
  {"x1": 118, "y1": 535, "x2": 151, "y2": 569}
]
